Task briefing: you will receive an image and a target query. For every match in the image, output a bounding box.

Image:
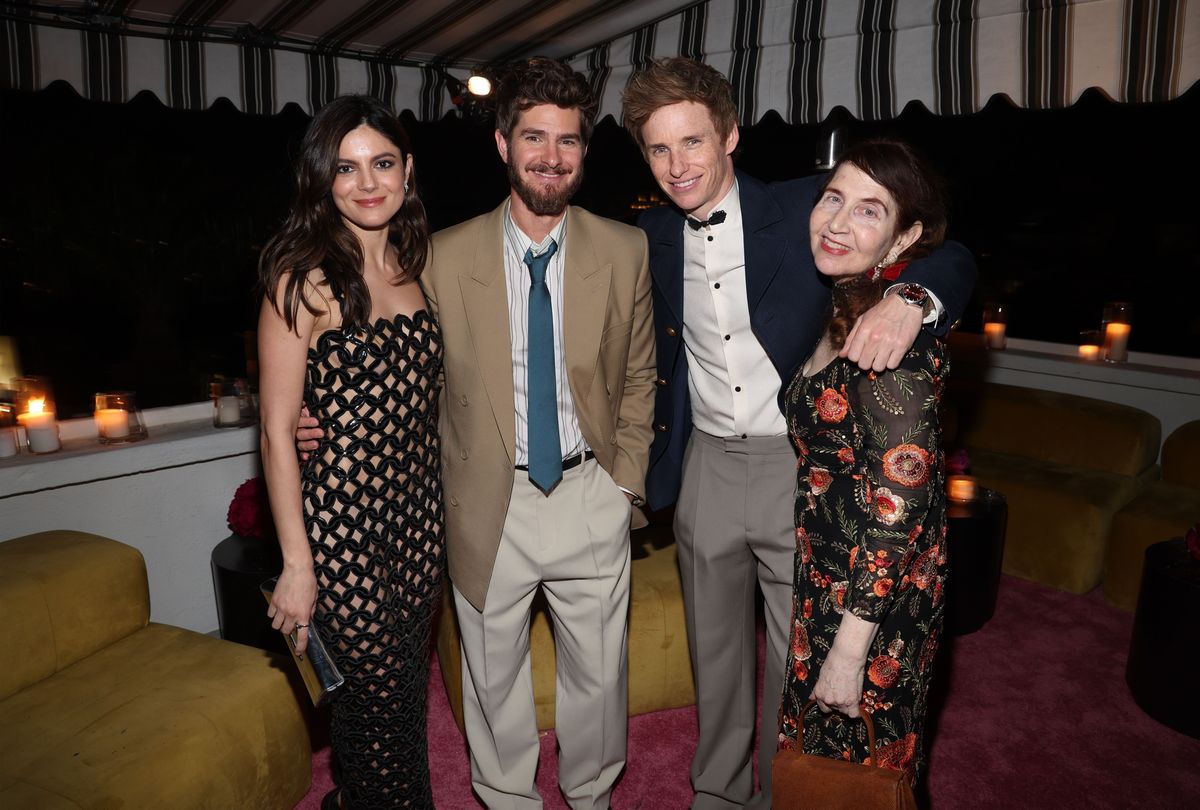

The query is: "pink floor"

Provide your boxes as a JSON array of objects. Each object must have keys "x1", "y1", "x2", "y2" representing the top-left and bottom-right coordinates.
[{"x1": 295, "y1": 575, "x2": 1200, "y2": 809}]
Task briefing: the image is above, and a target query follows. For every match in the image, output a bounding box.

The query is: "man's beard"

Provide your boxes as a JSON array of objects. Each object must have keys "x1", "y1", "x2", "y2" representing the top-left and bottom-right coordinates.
[{"x1": 508, "y1": 160, "x2": 584, "y2": 216}]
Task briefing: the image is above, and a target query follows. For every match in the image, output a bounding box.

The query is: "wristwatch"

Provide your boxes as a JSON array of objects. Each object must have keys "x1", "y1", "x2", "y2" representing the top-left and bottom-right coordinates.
[{"x1": 896, "y1": 283, "x2": 932, "y2": 315}]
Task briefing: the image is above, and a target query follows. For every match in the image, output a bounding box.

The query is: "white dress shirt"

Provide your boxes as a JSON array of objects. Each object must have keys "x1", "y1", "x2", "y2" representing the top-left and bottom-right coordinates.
[
  {"x1": 682, "y1": 182, "x2": 788, "y2": 438},
  {"x1": 502, "y1": 203, "x2": 587, "y2": 467}
]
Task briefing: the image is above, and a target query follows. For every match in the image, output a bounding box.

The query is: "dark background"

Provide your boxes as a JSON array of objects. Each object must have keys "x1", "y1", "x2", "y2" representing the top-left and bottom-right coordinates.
[{"x1": 1, "y1": 81, "x2": 1197, "y2": 417}]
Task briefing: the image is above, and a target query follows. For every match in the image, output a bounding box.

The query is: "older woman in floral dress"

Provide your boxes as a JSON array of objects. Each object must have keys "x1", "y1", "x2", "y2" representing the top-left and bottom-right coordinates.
[{"x1": 777, "y1": 138, "x2": 951, "y2": 789}]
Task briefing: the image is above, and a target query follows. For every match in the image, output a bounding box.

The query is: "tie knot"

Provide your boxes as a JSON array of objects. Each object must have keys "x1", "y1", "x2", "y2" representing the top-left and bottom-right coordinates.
[
  {"x1": 687, "y1": 209, "x2": 727, "y2": 230},
  {"x1": 523, "y1": 241, "x2": 559, "y2": 284}
]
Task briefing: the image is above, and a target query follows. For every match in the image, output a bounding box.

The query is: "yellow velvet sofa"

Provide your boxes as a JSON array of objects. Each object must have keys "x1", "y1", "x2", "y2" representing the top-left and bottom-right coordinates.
[
  {"x1": 0, "y1": 530, "x2": 311, "y2": 809},
  {"x1": 945, "y1": 381, "x2": 1161, "y2": 594},
  {"x1": 1103, "y1": 420, "x2": 1200, "y2": 610},
  {"x1": 437, "y1": 520, "x2": 695, "y2": 730}
]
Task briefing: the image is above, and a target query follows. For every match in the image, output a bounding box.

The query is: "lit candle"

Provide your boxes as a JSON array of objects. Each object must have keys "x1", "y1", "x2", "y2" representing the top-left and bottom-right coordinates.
[
  {"x1": 983, "y1": 322, "x2": 1006, "y2": 349},
  {"x1": 18, "y1": 398, "x2": 60, "y2": 453},
  {"x1": 0, "y1": 426, "x2": 17, "y2": 458},
  {"x1": 217, "y1": 395, "x2": 243, "y2": 425},
  {"x1": 95, "y1": 408, "x2": 131, "y2": 439},
  {"x1": 1104, "y1": 322, "x2": 1131, "y2": 363},
  {"x1": 947, "y1": 475, "x2": 978, "y2": 502},
  {"x1": 1078, "y1": 344, "x2": 1100, "y2": 361}
]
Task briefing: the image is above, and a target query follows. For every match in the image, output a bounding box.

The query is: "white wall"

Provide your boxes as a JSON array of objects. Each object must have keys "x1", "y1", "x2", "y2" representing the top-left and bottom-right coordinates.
[{"x1": 0, "y1": 407, "x2": 259, "y2": 634}]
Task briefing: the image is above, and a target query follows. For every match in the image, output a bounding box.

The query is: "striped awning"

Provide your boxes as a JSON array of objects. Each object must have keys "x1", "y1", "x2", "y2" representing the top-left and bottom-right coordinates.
[{"x1": 3, "y1": 0, "x2": 1197, "y2": 122}]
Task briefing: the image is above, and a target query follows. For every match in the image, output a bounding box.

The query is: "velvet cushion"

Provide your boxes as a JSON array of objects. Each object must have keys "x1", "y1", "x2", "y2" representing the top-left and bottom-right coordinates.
[
  {"x1": 1103, "y1": 484, "x2": 1200, "y2": 611},
  {"x1": 0, "y1": 623, "x2": 310, "y2": 809},
  {"x1": 0, "y1": 531, "x2": 149, "y2": 700},
  {"x1": 969, "y1": 450, "x2": 1154, "y2": 594},
  {"x1": 1162, "y1": 420, "x2": 1200, "y2": 489},
  {"x1": 949, "y1": 382, "x2": 1161, "y2": 477},
  {"x1": 438, "y1": 535, "x2": 695, "y2": 731}
]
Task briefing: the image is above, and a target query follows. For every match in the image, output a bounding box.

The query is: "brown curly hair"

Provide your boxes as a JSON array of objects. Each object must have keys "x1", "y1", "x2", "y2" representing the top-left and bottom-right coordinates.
[
  {"x1": 824, "y1": 139, "x2": 948, "y2": 350},
  {"x1": 495, "y1": 57, "x2": 599, "y2": 146},
  {"x1": 622, "y1": 57, "x2": 738, "y2": 152}
]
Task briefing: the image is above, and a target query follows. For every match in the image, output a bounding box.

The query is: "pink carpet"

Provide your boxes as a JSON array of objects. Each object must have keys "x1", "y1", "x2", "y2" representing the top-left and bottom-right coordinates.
[{"x1": 295, "y1": 576, "x2": 1200, "y2": 809}]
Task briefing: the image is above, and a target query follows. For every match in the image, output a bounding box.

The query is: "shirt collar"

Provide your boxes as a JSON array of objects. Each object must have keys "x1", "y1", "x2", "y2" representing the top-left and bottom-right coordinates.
[{"x1": 504, "y1": 199, "x2": 567, "y2": 256}]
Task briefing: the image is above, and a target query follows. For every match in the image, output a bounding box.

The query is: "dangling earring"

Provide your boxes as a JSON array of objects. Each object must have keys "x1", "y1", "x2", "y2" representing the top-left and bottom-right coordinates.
[
  {"x1": 403, "y1": 181, "x2": 410, "y2": 194},
  {"x1": 868, "y1": 250, "x2": 898, "y2": 281}
]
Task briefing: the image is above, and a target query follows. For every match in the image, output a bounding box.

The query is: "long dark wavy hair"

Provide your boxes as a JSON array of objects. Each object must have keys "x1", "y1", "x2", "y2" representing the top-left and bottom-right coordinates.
[
  {"x1": 259, "y1": 95, "x2": 430, "y2": 333},
  {"x1": 823, "y1": 138, "x2": 948, "y2": 349}
]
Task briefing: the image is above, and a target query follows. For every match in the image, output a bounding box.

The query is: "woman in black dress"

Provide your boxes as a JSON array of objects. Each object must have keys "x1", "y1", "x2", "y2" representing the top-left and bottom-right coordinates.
[
  {"x1": 258, "y1": 95, "x2": 443, "y2": 809},
  {"x1": 777, "y1": 139, "x2": 949, "y2": 787}
]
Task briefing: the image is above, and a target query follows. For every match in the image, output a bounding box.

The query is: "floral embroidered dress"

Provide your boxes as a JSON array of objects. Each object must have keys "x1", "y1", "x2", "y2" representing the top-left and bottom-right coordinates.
[{"x1": 778, "y1": 329, "x2": 949, "y2": 785}]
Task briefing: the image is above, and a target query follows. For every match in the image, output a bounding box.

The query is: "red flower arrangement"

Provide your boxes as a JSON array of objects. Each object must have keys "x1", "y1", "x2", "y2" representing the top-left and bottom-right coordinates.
[{"x1": 227, "y1": 477, "x2": 275, "y2": 539}]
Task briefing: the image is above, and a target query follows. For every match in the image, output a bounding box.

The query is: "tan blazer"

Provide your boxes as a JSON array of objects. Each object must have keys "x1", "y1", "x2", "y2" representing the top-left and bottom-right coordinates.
[{"x1": 422, "y1": 201, "x2": 657, "y2": 610}]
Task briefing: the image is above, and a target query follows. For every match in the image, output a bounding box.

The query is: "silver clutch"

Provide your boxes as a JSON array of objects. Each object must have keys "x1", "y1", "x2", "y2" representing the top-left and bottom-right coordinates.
[{"x1": 259, "y1": 577, "x2": 345, "y2": 706}]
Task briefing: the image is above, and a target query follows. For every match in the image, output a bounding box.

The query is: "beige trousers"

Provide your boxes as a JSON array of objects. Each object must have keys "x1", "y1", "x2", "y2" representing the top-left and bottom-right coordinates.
[
  {"x1": 675, "y1": 430, "x2": 797, "y2": 810},
  {"x1": 454, "y1": 459, "x2": 632, "y2": 810}
]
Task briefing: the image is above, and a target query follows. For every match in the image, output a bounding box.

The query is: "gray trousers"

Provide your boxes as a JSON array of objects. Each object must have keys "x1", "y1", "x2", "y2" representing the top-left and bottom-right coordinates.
[{"x1": 675, "y1": 430, "x2": 796, "y2": 810}]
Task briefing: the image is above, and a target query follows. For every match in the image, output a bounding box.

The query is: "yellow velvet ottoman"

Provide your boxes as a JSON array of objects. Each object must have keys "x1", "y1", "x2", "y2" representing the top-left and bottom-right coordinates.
[
  {"x1": 1104, "y1": 420, "x2": 1200, "y2": 610},
  {"x1": 947, "y1": 382, "x2": 1161, "y2": 594},
  {"x1": 0, "y1": 531, "x2": 311, "y2": 809},
  {"x1": 437, "y1": 525, "x2": 695, "y2": 730}
]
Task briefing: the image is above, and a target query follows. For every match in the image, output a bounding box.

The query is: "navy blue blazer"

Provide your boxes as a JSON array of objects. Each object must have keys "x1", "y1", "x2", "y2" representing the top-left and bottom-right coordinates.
[{"x1": 639, "y1": 170, "x2": 977, "y2": 511}]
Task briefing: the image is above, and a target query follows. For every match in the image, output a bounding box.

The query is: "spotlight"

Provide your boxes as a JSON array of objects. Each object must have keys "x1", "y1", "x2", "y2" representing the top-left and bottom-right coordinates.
[{"x1": 466, "y1": 75, "x2": 491, "y2": 96}]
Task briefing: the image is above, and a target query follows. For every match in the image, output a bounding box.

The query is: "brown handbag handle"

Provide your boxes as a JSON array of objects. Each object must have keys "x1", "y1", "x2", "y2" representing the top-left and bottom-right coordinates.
[{"x1": 800, "y1": 698, "x2": 877, "y2": 762}]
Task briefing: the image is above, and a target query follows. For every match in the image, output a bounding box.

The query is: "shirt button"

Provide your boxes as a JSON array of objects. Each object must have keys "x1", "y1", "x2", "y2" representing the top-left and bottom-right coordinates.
[
  {"x1": 735, "y1": 386, "x2": 742, "y2": 392},
  {"x1": 724, "y1": 334, "x2": 731, "y2": 341},
  {"x1": 713, "y1": 283, "x2": 720, "y2": 289},
  {"x1": 741, "y1": 434, "x2": 748, "y2": 439},
  {"x1": 707, "y1": 235, "x2": 713, "y2": 242}
]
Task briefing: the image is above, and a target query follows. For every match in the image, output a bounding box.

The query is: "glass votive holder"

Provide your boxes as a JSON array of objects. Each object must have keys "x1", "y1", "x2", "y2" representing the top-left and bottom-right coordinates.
[
  {"x1": 14, "y1": 376, "x2": 60, "y2": 454},
  {"x1": 947, "y1": 474, "x2": 979, "y2": 502},
  {"x1": 1077, "y1": 330, "x2": 1102, "y2": 361},
  {"x1": 1102, "y1": 302, "x2": 1131, "y2": 363},
  {"x1": 982, "y1": 302, "x2": 1007, "y2": 350},
  {"x1": 211, "y1": 377, "x2": 257, "y2": 428},
  {"x1": 0, "y1": 405, "x2": 18, "y2": 459},
  {"x1": 94, "y1": 391, "x2": 148, "y2": 444}
]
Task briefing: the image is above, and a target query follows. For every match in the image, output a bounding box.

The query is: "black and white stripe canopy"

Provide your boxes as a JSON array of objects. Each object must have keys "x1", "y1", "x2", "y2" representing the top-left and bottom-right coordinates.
[{"x1": 4, "y1": 0, "x2": 1197, "y2": 122}]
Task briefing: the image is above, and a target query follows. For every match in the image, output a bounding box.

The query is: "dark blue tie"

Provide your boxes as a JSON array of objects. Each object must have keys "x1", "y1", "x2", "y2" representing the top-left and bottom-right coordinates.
[{"x1": 524, "y1": 241, "x2": 561, "y2": 493}]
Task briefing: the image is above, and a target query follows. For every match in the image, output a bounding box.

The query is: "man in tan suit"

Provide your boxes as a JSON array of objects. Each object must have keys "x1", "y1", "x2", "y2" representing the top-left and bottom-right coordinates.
[{"x1": 424, "y1": 59, "x2": 655, "y2": 808}]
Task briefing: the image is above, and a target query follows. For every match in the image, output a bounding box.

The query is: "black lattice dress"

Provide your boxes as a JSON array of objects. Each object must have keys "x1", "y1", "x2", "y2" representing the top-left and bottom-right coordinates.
[
  {"x1": 778, "y1": 330, "x2": 949, "y2": 786},
  {"x1": 302, "y1": 309, "x2": 445, "y2": 809}
]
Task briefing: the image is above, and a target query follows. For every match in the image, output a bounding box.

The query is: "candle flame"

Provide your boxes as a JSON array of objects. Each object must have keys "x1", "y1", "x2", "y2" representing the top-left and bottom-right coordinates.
[{"x1": 28, "y1": 397, "x2": 46, "y2": 415}]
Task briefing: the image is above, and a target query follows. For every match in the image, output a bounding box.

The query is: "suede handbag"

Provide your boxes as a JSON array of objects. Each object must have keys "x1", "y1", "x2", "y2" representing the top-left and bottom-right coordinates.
[{"x1": 772, "y1": 700, "x2": 918, "y2": 810}]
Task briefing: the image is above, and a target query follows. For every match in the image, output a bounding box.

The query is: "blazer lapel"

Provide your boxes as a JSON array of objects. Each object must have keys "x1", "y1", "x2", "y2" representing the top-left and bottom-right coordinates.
[
  {"x1": 648, "y1": 212, "x2": 685, "y2": 323},
  {"x1": 738, "y1": 172, "x2": 788, "y2": 312},
  {"x1": 459, "y1": 202, "x2": 517, "y2": 465},
  {"x1": 562, "y1": 207, "x2": 611, "y2": 400}
]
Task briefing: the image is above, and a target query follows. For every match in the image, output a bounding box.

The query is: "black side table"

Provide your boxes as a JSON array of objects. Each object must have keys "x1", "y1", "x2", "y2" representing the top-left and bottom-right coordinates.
[
  {"x1": 211, "y1": 533, "x2": 288, "y2": 656},
  {"x1": 1126, "y1": 538, "x2": 1200, "y2": 739},
  {"x1": 944, "y1": 488, "x2": 1008, "y2": 636}
]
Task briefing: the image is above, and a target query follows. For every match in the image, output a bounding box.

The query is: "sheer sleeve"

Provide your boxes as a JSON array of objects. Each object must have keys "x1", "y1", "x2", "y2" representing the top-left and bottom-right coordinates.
[{"x1": 843, "y1": 335, "x2": 945, "y2": 621}]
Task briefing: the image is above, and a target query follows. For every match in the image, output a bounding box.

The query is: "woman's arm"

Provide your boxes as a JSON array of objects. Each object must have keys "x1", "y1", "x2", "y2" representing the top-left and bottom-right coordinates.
[{"x1": 257, "y1": 277, "x2": 323, "y2": 651}]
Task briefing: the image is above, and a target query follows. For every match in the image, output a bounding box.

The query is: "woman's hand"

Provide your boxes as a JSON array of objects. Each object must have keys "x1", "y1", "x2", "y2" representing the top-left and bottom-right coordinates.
[
  {"x1": 267, "y1": 564, "x2": 318, "y2": 653},
  {"x1": 813, "y1": 649, "x2": 867, "y2": 717}
]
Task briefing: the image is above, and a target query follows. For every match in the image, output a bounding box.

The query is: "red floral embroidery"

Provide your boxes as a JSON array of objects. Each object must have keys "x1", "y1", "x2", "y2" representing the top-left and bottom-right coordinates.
[
  {"x1": 911, "y1": 545, "x2": 940, "y2": 590},
  {"x1": 871, "y1": 733, "x2": 918, "y2": 773},
  {"x1": 796, "y1": 527, "x2": 812, "y2": 562},
  {"x1": 837, "y1": 447, "x2": 855, "y2": 465},
  {"x1": 792, "y1": 621, "x2": 812, "y2": 662},
  {"x1": 872, "y1": 487, "x2": 907, "y2": 526},
  {"x1": 882, "y1": 443, "x2": 930, "y2": 487},
  {"x1": 815, "y1": 387, "x2": 849, "y2": 423},
  {"x1": 873, "y1": 578, "x2": 894, "y2": 597},
  {"x1": 867, "y1": 654, "x2": 901, "y2": 689},
  {"x1": 809, "y1": 467, "x2": 833, "y2": 495}
]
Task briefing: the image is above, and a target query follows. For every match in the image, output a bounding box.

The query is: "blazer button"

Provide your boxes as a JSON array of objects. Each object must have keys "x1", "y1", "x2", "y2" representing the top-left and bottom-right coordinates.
[
  {"x1": 459, "y1": 449, "x2": 468, "y2": 460},
  {"x1": 665, "y1": 326, "x2": 678, "y2": 337},
  {"x1": 460, "y1": 395, "x2": 468, "y2": 406},
  {"x1": 610, "y1": 433, "x2": 618, "y2": 444},
  {"x1": 656, "y1": 377, "x2": 668, "y2": 387},
  {"x1": 449, "y1": 496, "x2": 459, "y2": 507},
  {"x1": 655, "y1": 423, "x2": 668, "y2": 432}
]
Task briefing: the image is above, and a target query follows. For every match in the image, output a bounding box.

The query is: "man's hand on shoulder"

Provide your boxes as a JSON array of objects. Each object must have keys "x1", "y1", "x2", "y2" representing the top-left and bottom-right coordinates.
[{"x1": 839, "y1": 291, "x2": 924, "y2": 372}]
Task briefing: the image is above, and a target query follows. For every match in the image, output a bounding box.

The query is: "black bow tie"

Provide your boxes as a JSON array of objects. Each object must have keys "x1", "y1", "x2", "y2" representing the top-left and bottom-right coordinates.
[{"x1": 687, "y1": 210, "x2": 727, "y2": 230}]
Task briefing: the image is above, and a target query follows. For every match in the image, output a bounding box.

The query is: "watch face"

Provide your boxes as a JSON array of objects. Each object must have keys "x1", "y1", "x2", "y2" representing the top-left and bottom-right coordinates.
[{"x1": 901, "y1": 284, "x2": 928, "y2": 305}]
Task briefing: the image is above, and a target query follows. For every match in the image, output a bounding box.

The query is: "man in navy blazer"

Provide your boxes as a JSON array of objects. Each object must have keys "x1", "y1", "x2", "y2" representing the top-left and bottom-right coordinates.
[{"x1": 623, "y1": 59, "x2": 976, "y2": 810}]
